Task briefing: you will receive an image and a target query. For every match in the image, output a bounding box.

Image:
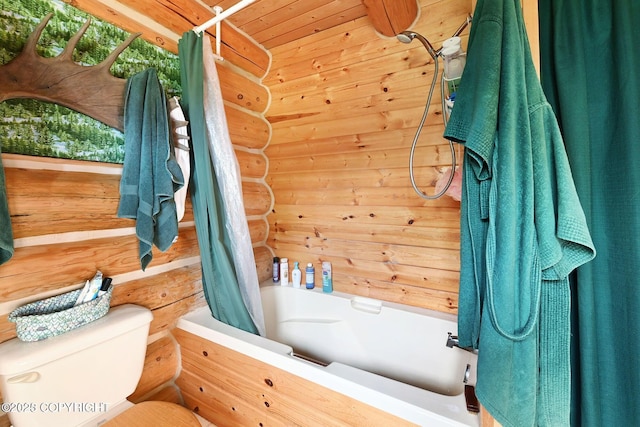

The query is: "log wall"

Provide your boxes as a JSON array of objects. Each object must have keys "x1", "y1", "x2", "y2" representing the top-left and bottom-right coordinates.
[
  {"x1": 265, "y1": 0, "x2": 472, "y2": 313},
  {"x1": 0, "y1": 3, "x2": 273, "y2": 425}
]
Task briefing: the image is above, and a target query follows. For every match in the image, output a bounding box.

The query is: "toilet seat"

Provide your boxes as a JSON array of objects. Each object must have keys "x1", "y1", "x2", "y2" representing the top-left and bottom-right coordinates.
[{"x1": 102, "y1": 401, "x2": 201, "y2": 426}]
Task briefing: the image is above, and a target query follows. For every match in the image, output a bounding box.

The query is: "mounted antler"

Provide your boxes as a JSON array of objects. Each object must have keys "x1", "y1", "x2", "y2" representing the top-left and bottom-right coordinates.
[{"x1": 0, "y1": 13, "x2": 141, "y2": 131}]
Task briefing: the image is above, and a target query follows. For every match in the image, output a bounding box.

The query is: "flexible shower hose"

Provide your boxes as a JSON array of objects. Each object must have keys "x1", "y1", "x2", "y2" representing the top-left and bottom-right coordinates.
[{"x1": 408, "y1": 54, "x2": 457, "y2": 200}]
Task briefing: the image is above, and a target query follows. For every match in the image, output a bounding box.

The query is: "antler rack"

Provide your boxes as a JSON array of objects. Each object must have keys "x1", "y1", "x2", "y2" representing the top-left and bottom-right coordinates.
[{"x1": 0, "y1": 13, "x2": 141, "y2": 131}]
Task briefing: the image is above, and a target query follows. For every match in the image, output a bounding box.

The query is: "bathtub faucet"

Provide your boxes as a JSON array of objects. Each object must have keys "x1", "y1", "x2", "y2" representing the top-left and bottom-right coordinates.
[{"x1": 446, "y1": 332, "x2": 475, "y2": 353}]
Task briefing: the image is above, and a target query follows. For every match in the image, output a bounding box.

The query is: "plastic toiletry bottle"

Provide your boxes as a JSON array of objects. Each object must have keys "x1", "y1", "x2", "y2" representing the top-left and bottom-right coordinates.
[
  {"x1": 280, "y1": 258, "x2": 289, "y2": 286},
  {"x1": 273, "y1": 257, "x2": 280, "y2": 283},
  {"x1": 305, "y1": 263, "x2": 315, "y2": 289},
  {"x1": 322, "y1": 261, "x2": 333, "y2": 293},
  {"x1": 292, "y1": 262, "x2": 302, "y2": 288},
  {"x1": 442, "y1": 43, "x2": 466, "y2": 94}
]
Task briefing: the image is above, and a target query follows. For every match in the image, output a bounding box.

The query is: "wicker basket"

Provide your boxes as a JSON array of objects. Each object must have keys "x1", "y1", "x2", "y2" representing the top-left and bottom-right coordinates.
[{"x1": 8, "y1": 286, "x2": 113, "y2": 342}]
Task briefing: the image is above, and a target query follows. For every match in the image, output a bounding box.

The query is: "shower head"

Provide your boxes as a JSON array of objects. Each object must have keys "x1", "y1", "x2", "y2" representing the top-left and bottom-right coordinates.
[
  {"x1": 396, "y1": 32, "x2": 414, "y2": 44},
  {"x1": 396, "y1": 31, "x2": 438, "y2": 60}
]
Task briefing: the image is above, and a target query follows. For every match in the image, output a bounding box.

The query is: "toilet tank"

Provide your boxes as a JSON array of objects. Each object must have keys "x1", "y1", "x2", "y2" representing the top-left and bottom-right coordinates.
[{"x1": 0, "y1": 304, "x2": 153, "y2": 427}]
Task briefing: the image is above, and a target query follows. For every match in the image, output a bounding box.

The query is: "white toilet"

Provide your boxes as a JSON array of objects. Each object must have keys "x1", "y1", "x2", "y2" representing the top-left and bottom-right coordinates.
[{"x1": 0, "y1": 304, "x2": 200, "y2": 427}]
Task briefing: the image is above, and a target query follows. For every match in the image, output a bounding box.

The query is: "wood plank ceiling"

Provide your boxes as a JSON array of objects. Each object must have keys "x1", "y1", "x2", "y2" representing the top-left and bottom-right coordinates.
[
  {"x1": 188, "y1": 0, "x2": 368, "y2": 49},
  {"x1": 73, "y1": 0, "x2": 418, "y2": 61}
]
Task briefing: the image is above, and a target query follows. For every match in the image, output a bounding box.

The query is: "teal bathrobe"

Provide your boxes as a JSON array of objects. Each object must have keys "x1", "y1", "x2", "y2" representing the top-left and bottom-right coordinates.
[{"x1": 443, "y1": 0, "x2": 596, "y2": 425}]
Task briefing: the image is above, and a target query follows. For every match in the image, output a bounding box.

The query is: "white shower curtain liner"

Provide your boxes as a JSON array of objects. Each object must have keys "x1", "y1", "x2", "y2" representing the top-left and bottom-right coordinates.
[{"x1": 201, "y1": 36, "x2": 265, "y2": 336}]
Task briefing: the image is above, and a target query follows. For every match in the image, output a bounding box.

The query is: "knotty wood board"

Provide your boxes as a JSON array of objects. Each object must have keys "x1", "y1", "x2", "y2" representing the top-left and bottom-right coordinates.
[
  {"x1": 129, "y1": 335, "x2": 179, "y2": 402},
  {"x1": 265, "y1": 0, "x2": 470, "y2": 312},
  {"x1": 175, "y1": 328, "x2": 416, "y2": 426}
]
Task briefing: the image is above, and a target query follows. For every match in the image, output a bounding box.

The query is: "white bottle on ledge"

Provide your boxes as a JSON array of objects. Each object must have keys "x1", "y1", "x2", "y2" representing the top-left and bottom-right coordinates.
[
  {"x1": 292, "y1": 262, "x2": 302, "y2": 288},
  {"x1": 280, "y1": 258, "x2": 289, "y2": 286}
]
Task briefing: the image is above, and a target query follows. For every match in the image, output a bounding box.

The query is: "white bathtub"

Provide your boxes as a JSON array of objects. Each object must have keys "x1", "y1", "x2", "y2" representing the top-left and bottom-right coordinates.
[{"x1": 177, "y1": 284, "x2": 479, "y2": 426}]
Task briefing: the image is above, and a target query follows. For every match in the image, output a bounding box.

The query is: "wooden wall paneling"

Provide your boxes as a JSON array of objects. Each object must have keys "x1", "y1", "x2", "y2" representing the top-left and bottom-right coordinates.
[
  {"x1": 265, "y1": 0, "x2": 468, "y2": 85},
  {"x1": 108, "y1": 0, "x2": 198, "y2": 40},
  {"x1": 4, "y1": 164, "x2": 195, "y2": 240},
  {"x1": 267, "y1": 95, "x2": 441, "y2": 133},
  {"x1": 234, "y1": 150, "x2": 267, "y2": 179},
  {"x1": 271, "y1": 204, "x2": 460, "y2": 232},
  {"x1": 267, "y1": 177, "x2": 456, "y2": 207},
  {"x1": 179, "y1": 369, "x2": 283, "y2": 427},
  {"x1": 263, "y1": 17, "x2": 373, "y2": 85},
  {"x1": 110, "y1": 264, "x2": 203, "y2": 310},
  {"x1": 226, "y1": 106, "x2": 271, "y2": 150},
  {"x1": 269, "y1": 241, "x2": 459, "y2": 292},
  {"x1": 247, "y1": 218, "x2": 268, "y2": 243},
  {"x1": 129, "y1": 335, "x2": 180, "y2": 402},
  {"x1": 217, "y1": 65, "x2": 269, "y2": 113},
  {"x1": 64, "y1": 0, "x2": 270, "y2": 77},
  {"x1": 253, "y1": 246, "x2": 274, "y2": 283},
  {"x1": 110, "y1": 264, "x2": 207, "y2": 335},
  {"x1": 268, "y1": 106, "x2": 445, "y2": 145},
  {"x1": 270, "y1": 213, "x2": 459, "y2": 249},
  {"x1": 143, "y1": 384, "x2": 183, "y2": 405},
  {"x1": 148, "y1": 292, "x2": 207, "y2": 335},
  {"x1": 269, "y1": 142, "x2": 453, "y2": 175},
  {"x1": 274, "y1": 234, "x2": 460, "y2": 273},
  {"x1": 0, "y1": 318, "x2": 15, "y2": 345},
  {"x1": 0, "y1": 227, "x2": 199, "y2": 302},
  {"x1": 336, "y1": 273, "x2": 459, "y2": 312},
  {"x1": 242, "y1": 181, "x2": 272, "y2": 216},
  {"x1": 179, "y1": 362, "x2": 346, "y2": 427},
  {"x1": 5, "y1": 167, "x2": 124, "y2": 238},
  {"x1": 265, "y1": 0, "x2": 470, "y2": 311},
  {"x1": 175, "y1": 329, "x2": 416, "y2": 426},
  {"x1": 0, "y1": 258, "x2": 207, "y2": 351},
  {"x1": 268, "y1": 69, "x2": 433, "y2": 119},
  {"x1": 267, "y1": 166, "x2": 445, "y2": 198},
  {"x1": 61, "y1": 0, "x2": 179, "y2": 53},
  {"x1": 267, "y1": 50, "x2": 457, "y2": 119},
  {"x1": 265, "y1": 126, "x2": 444, "y2": 159}
]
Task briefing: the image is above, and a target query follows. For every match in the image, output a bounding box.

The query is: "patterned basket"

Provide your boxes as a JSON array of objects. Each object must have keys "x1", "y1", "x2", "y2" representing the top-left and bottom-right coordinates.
[{"x1": 8, "y1": 286, "x2": 113, "y2": 342}]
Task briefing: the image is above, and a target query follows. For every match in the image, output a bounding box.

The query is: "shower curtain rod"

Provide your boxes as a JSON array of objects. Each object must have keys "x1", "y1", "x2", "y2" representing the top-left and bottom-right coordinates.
[{"x1": 193, "y1": 0, "x2": 256, "y2": 35}]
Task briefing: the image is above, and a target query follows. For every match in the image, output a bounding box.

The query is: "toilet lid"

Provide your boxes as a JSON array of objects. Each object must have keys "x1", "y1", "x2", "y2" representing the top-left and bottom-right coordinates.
[{"x1": 102, "y1": 401, "x2": 201, "y2": 426}]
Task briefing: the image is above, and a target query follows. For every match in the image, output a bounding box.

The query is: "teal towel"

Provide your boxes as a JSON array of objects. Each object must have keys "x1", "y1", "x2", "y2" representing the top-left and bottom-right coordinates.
[
  {"x1": 0, "y1": 150, "x2": 14, "y2": 266},
  {"x1": 118, "y1": 68, "x2": 184, "y2": 270},
  {"x1": 444, "y1": 0, "x2": 596, "y2": 426}
]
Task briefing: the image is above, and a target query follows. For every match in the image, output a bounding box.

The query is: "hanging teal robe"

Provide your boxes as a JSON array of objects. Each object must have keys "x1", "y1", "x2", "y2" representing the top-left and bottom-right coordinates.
[
  {"x1": 443, "y1": 0, "x2": 595, "y2": 425},
  {"x1": 538, "y1": 1, "x2": 640, "y2": 426}
]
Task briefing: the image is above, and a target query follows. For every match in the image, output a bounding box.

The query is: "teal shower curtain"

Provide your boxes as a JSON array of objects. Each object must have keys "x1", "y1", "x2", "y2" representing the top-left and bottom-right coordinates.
[
  {"x1": 177, "y1": 32, "x2": 258, "y2": 335},
  {"x1": 539, "y1": 1, "x2": 640, "y2": 425}
]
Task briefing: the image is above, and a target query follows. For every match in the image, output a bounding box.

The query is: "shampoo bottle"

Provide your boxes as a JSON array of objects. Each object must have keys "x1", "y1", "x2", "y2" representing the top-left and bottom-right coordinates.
[
  {"x1": 322, "y1": 261, "x2": 333, "y2": 293},
  {"x1": 305, "y1": 263, "x2": 315, "y2": 289},
  {"x1": 292, "y1": 262, "x2": 302, "y2": 288},
  {"x1": 280, "y1": 257, "x2": 289, "y2": 286},
  {"x1": 272, "y1": 257, "x2": 280, "y2": 283}
]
